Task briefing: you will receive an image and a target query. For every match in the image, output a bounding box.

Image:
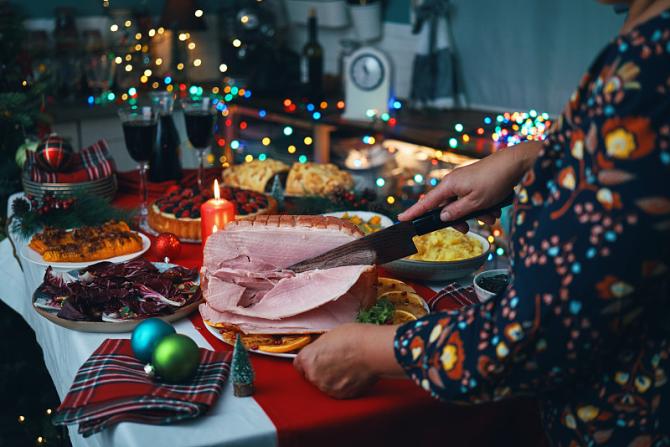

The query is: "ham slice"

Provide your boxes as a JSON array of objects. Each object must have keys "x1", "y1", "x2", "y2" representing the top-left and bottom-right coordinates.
[{"x1": 200, "y1": 215, "x2": 376, "y2": 333}]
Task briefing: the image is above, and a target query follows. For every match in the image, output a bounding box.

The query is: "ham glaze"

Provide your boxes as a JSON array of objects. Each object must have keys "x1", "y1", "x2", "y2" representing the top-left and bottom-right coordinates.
[{"x1": 199, "y1": 215, "x2": 376, "y2": 334}]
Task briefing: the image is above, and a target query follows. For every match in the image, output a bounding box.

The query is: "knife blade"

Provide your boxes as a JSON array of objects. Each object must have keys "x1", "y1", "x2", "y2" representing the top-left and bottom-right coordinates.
[{"x1": 288, "y1": 194, "x2": 514, "y2": 273}]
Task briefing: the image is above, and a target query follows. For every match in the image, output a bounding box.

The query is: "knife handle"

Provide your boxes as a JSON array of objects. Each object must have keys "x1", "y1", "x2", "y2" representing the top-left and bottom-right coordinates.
[{"x1": 411, "y1": 193, "x2": 515, "y2": 236}]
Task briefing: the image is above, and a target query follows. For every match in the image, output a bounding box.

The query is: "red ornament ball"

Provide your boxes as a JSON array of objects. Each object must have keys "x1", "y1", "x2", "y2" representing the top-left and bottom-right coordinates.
[
  {"x1": 154, "y1": 233, "x2": 182, "y2": 261},
  {"x1": 35, "y1": 134, "x2": 73, "y2": 172}
]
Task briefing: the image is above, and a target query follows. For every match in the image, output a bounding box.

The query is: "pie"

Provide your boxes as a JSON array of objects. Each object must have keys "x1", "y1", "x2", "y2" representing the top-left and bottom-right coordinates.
[
  {"x1": 285, "y1": 162, "x2": 354, "y2": 196},
  {"x1": 29, "y1": 221, "x2": 143, "y2": 262},
  {"x1": 222, "y1": 159, "x2": 290, "y2": 192},
  {"x1": 147, "y1": 185, "x2": 277, "y2": 241}
]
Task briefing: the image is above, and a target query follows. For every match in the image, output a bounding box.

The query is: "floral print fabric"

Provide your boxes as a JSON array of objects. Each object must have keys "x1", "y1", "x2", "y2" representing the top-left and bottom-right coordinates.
[{"x1": 395, "y1": 11, "x2": 670, "y2": 447}]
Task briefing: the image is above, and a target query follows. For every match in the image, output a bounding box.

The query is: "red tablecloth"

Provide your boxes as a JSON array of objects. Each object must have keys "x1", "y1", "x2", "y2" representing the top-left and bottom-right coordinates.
[{"x1": 113, "y1": 180, "x2": 547, "y2": 447}]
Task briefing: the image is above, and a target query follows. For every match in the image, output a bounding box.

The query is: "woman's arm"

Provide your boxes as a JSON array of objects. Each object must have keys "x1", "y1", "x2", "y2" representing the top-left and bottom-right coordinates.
[{"x1": 398, "y1": 140, "x2": 543, "y2": 230}]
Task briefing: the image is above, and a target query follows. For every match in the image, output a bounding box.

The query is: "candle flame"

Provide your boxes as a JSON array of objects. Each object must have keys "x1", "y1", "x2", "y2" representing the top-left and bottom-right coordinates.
[
  {"x1": 212, "y1": 224, "x2": 218, "y2": 233},
  {"x1": 214, "y1": 179, "x2": 220, "y2": 200}
]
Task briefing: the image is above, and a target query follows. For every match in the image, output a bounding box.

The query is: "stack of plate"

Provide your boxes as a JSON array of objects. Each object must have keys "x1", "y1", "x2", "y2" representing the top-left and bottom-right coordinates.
[{"x1": 22, "y1": 175, "x2": 118, "y2": 202}]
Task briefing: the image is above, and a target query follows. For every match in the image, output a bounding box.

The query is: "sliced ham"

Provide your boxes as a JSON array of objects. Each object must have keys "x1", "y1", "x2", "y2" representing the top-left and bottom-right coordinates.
[{"x1": 200, "y1": 215, "x2": 376, "y2": 333}]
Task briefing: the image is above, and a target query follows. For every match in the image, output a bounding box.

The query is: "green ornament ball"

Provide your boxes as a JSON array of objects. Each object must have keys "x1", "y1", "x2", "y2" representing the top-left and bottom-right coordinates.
[{"x1": 152, "y1": 334, "x2": 200, "y2": 383}]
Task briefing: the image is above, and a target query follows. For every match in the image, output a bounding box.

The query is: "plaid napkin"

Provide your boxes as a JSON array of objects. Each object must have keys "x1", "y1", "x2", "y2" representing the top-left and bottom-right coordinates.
[
  {"x1": 26, "y1": 139, "x2": 116, "y2": 183},
  {"x1": 116, "y1": 168, "x2": 220, "y2": 197},
  {"x1": 428, "y1": 283, "x2": 479, "y2": 312},
  {"x1": 53, "y1": 339, "x2": 231, "y2": 437}
]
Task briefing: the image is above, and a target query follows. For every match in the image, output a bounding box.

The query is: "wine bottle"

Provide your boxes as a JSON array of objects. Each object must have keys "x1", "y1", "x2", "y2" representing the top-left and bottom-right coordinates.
[
  {"x1": 149, "y1": 92, "x2": 182, "y2": 182},
  {"x1": 301, "y1": 8, "x2": 323, "y2": 100}
]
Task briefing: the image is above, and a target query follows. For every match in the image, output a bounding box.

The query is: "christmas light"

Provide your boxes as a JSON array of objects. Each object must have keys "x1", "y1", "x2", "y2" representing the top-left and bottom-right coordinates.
[
  {"x1": 107, "y1": 92, "x2": 116, "y2": 101},
  {"x1": 487, "y1": 235, "x2": 495, "y2": 243},
  {"x1": 135, "y1": 32, "x2": 142, "y2": 40},
  {"x1": 125, "y1": 64, "x2": 132, "y2": 72},
  {"x1": 177, "y1": 63, "x2": 184, "y2": 70},
  {"x1": 239, "y1": 121, "x2": 248, "y2": 130},
  {"x1": 306, "y1": 103, "x2": 315, "y2": 112},
  {"x1": 179, "y1": 33, "x2": 188, "y2": 41},
  {"x1": 193, "y1": 59, "x2": 202, "y2": 67},
  {"x1": 219, "y1": 63, "x2": 228, "y2": 73},
  {"x1": 188, "y1": 42, "x2": 196, "y2": 50},
  {"x1": 155, "y1": 58, "x2": 163, "y2": 66},
  {"x1": 87, "y1": 95, "x2": 94, "y2": 105},
  {"x1": 283, "y1": 126, "x2": 293, "y2": 136},
  {"x1": 110, "y1": 24, "x2": 119, "y2": 32},
  {"x1": 195, "y1": 9, "x2": 203, "y2": 17},
  {"x1": 312, "y1": 111, "x2": 321, "y2": 120},
  {"x1": 232, "y1": 38, "x2": 242, "y2": 47},
  {"x1": 288, "y1": 145, "x2": 296, "y2": 153},
  {"x1": 303, "y1": 136, "x2": 313, "y2": 145},
  {"x1": 128, "y1": 87, "x2": 137, "y2": 96},
  {"x1": 386, "y1": 196, "x2": 396, "y2": 204},
  {"x1": 241, "y1": 15, "x2": 249, "y2": 24},
  {"x1": 149, "y1": 28, "x2": 156, "y2": 37},
  {"x1": 414, "y1": 174, "x2": 424, "y2": 183},
  {"x1": 392, "y1": 100, "x2": 402, "y2": 109},
  {"x1": 46, "y1": 409, "x2": 52, "y2": 415},
  {"x1": 376, "y1": 178, "x2": 385, "y2": 187},
  {"x1": 454, "y1": 123, "x2": 464, "y2": 132},
  {"x1": 164, "y1": 76, "x2": 172, "y2": 84},
  {"x1": 496, "y1": 247, "x2": 505, "y2": 256},
  {"x1": 158, "y1": 27, "x2": 165, "y2": 34},
  {"x1": 114, "y1": 56, "x2": 122, "y2": 64},
  {"x1": 484, "y1": 116, "x2": 492, "y2": 124},
  {"x1": 245, "y1": 154, "x2": 253, "y2": 162},
  {"x1": 230, "y1": 140, "x2": 240, "y2": 149},
  {"x1": 463, "y1": 134, "x2": 470, "y2": 143},
  {"x1": 258, "y1": 109, "x2": 267, "y2": 118},
  {"x1": 18, "y1": 415, "x2": 25, "y2": 423},
  {"x1": 320, "y1": 101, "x2": 328, "y2": 109},
  {"x1": 37, "y1": 436, "x2": 45, "y2": 444},
  {"x1": 337, "y1": 100, "x2": 345, "y2": 109},
  {"x1": 448, "y1": 138, "x2": 458, "y2": 148},
  {"x1": 124, "y1": 54, "x2": 132, "y2": 61},
  {"x1": 283, "y1": 98, "x2": 292, "y2": 107},
  {"x1": 261, "y1": 137, "x2": 271, "y2": 146},
  {"x1": 122, "y1": 93, "x2": 129, "y2": 100},
  {"x1": 125, "y1": 19, "x2": 132, "y2": 27},
  {"x1": 140, "y1": 75, "x2": 148, "y2": 83},
  {"x1": 212, "y1": 86, "x2": 220, "y2": 94},
  {"x1": 298, "y1": 155, "x2": 308, "y2": 163},
  {"x1": 258, "y1": 153, "x2": 267, "y2": 161},
  {"x1": 380, "y1": 112, "x2": 390, "y2": 121}
]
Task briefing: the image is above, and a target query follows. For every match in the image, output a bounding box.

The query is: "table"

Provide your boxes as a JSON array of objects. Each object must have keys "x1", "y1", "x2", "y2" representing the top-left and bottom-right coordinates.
[{"x1": 0, "y1": 192, "x2": 544, "y2": 447}]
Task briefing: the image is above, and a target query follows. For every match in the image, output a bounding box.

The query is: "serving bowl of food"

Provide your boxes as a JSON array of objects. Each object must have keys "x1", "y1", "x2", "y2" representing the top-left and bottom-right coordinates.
[
  {"x1": 321, "y1": 210, "x2": 393, "y2": 234},
  {"x1": 382, "y1": 228, "x2": 490, "y2": 282}
]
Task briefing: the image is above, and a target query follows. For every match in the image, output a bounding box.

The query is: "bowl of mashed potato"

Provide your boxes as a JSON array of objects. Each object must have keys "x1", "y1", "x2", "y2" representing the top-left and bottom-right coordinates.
[{"x1": 383, "y1": 228, "x2": 490, "y2": 282}]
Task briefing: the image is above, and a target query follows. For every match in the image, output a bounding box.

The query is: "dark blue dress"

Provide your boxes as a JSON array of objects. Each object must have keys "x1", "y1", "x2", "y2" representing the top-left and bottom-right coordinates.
[{"x1": 394, "y1": 11, "x2": 670, "y2": 446}]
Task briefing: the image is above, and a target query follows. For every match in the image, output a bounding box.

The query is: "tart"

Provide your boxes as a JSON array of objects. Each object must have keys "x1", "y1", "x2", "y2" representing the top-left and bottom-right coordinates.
[
  {"x1": 285, "y1": 162, "x2": 354, "y2": 196},
  {"x1": 147, "y1": 185, "x2": 277, "y2": 241},
  {"x1": 222, "y1": 159, "x2": 290, "y2": 193}
]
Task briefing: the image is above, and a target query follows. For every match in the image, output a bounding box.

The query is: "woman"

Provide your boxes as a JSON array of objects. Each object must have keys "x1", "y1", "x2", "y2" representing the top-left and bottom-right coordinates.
[{"x1": 294, "y1": 0, "x2": 670, "y2": 445}]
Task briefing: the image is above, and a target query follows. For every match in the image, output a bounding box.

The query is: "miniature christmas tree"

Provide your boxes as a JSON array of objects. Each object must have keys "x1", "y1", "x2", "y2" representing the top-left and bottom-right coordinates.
[
  {"x1": 231, "y1": 334, "x2": 255, "y2": 397},
  {"x1": 270, "y1": 175, "x2": 284, "y2": 210}
]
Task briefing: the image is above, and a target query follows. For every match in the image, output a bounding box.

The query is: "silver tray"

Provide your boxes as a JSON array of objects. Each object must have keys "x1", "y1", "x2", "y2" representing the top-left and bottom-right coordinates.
[{"x1": 22, "y1": 174, "x2": 118, "y2": 202}]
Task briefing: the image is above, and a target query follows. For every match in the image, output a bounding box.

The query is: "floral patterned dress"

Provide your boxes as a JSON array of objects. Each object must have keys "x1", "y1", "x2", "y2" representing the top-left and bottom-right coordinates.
[{"x1": 394, "y1": 11, "x2": 670, "y2": 447}]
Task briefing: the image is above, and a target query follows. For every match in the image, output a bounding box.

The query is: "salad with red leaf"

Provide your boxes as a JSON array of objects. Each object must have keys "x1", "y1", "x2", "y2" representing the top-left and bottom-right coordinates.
[{"x1": 34, "y1": 259, "x2": 202, "y2": 322}]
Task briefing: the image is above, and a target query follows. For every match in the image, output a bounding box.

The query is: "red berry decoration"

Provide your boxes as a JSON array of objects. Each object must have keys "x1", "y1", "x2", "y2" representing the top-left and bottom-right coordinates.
[{"x1": 154, "y1": 233, "x2": 182, "y2": 261}]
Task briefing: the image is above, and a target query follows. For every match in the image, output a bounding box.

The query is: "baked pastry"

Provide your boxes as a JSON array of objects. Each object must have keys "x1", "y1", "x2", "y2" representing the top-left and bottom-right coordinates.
[
  {"x1": 148, "y1": 185, "x2": 277, "y2": 241},
  {"x1": 285, "y1": 162, "x2": 354, "y2": 196},
  {"x1": 29, "y1": 221, "x2": 143, "y2": 262},
  {"x1": 222, "y1": 159, "x2": 290, "y2": 193}
]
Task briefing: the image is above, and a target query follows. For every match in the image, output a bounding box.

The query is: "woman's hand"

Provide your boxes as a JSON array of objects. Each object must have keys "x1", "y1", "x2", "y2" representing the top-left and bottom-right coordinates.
[
  {"x1": 293, "y1": 323, "x2": 402, "y2": 399},
  {"x1": 398, "y1": 141, "x2": 542, "y2": 232}
]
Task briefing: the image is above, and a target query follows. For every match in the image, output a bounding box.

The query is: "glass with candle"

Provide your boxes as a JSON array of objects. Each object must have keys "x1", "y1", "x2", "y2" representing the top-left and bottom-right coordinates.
[
  {"x1": 182, "y1": 96, "x2": 216, "y2": 189},
  {"x1": 200, "y1": 179, "x2": 235, "y2": 245}
]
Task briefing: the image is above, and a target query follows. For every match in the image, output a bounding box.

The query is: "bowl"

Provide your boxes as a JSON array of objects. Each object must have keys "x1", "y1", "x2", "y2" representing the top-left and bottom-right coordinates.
[
  {"x1": 473, "y1": 268, "x2": 510, "y2": 303},
  {"x1": 321, "y1": 210, "x2": 394, "y2": 233},
  {"x1": 382, "y1": 232, "x2": 490, "y2": 282}
]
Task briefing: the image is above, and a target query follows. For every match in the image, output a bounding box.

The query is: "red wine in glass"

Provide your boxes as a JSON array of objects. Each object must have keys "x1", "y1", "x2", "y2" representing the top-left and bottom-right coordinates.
[
  {"x1": 122, "y1": 121, "x2": 157, "y2": 162},
  {"x1": 184, "y1": 111, "x2": 215, "y2": 148}
]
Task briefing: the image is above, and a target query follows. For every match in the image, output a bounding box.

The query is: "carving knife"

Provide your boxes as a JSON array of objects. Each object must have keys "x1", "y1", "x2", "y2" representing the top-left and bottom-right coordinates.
[{"x1": 288, "y1": 194, "x2": 514, "y2": 273}]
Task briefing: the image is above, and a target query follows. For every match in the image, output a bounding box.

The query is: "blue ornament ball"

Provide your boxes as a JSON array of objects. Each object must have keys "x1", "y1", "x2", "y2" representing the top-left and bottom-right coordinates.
[{"x1": 131, "y1": 318, "x2": 176, "y2": 363}]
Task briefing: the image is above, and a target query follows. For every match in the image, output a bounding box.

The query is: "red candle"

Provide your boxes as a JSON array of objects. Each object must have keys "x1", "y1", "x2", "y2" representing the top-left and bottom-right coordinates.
[{"x1": 200, "y1": 179, "x2": 235, "y2": 246}]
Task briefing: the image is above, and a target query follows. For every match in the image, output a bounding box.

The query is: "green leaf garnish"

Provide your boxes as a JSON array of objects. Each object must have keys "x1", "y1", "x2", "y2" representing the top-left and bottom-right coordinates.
[{"x1": 356, "y1": 298, "x2": 395, "y2": 325}]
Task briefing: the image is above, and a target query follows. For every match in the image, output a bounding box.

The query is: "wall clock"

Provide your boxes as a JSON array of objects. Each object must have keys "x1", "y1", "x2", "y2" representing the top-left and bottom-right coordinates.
[{"x1": 343, "y1": 46, "x2": 391, "y2": 120}]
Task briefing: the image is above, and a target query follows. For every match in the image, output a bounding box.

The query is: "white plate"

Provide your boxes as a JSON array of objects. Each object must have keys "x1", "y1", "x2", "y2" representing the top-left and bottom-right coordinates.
[
  {"x1": 322, "y1": 210, "x2": 394, "y2": 229},
  {"x1": 20, "y1": 232, "x2": 151, "y2": 271},
  {"x1": 204, "y1": 323, "x2": 298, "y2": 359}
]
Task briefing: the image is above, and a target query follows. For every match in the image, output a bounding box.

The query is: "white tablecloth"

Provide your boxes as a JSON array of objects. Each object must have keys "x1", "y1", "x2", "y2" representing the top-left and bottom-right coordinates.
[{"x1": 1, "y1": 195, "x2": 277, "y2": 447}]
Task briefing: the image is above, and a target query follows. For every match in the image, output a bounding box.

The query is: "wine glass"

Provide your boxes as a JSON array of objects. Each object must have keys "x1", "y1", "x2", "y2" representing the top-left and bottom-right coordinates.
[
  {"x1": 181, "y1": 97, "x2": 216, "y2": 188},
  {"x1": 118, "y1": 106, "x2": 159, "y2": 226}
]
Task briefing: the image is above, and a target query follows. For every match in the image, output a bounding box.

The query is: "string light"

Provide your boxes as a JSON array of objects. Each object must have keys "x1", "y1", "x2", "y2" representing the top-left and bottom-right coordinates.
[
  {"x1": 148, "y1": 28, "x2": 156, "y2": 37},
  {"x1": 135, "y1": 32, "x2": 142, "y2": 40},
  {"x1": 37, "y1": 436, "x2": 45, "y2": 444},
  {"x1": 110, "y1": 24, "x2": 118, "y2": 32},
  {"x1": 158, "y1": 27, "x2": 165, "y2": 34},
  {"x1": 155, "y1": 58, "x2": 163, "y2": 66},
  {"x1": 303, "y1": 136, "x2": 313, "y2": 145},
  {"x1": 288, "y1": 145, "x2": 296, "y2": 153},
  {"x1": 193, "y1": 59, "x2": 202, "y2": 67},
  {"x1": 179, "y1": 33, "x2": 188, "y2": 41},
  {"x1": 114, "y1": 56, "x2": 122, "y2": 64},
  {"x1": 124, "y1": 54, "x2": 132, "y2": 61},
  {"x1": 188, "y1": 42, "x2": 196, "y2": 50},
  {"x1": 298, "y1": 155, "x2": 308, "y2": 163},
  {"x1": 283, "y1": 126, "x2": 293, "y2": 136},
  {"x1": 125, "y1": 64, "x2": 133, "y2": 72},
  {"x1": 18, "y1": 415, "x2": 25, "y2": 423},
  {"x1": 219, "y1": 63, "x2": 228, "y2": 73},
  {"x1": 124, "y1": 20, "x2": 132, "y2": 27},
  {"x1": 177, "y1": 63, "x2": 184, "y2": 70},
  {"x1": 194, "y1": 9, "x2": 203, "y2": 17},
  {"x1": 261, "y1": 137, "x2": 271, "y2": 146},
  {"x1": 386, "y1": 196, "x2": 396, "y2": 205},
  {"x1": 244, "y1": 154, "x2": 253, "y2": 163},
  {"x1": 232, "y1": 38, "x2": 242, "y2": 47}
]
